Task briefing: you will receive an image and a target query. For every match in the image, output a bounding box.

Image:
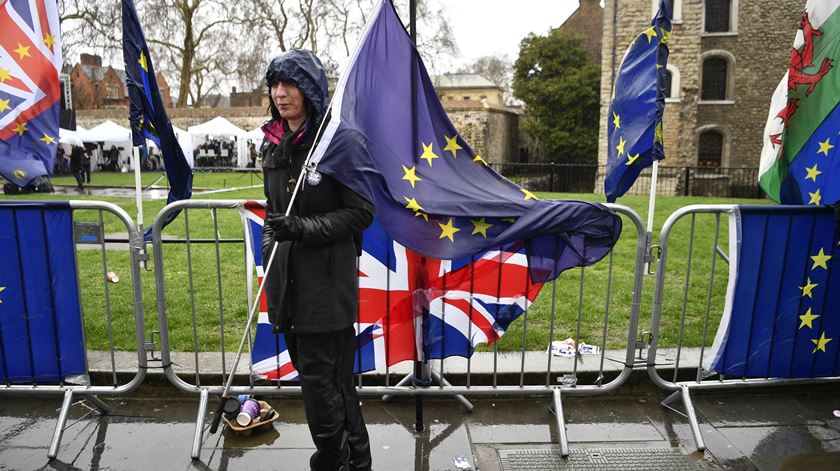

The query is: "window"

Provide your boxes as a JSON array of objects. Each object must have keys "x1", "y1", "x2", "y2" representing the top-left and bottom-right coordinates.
[
  {"x1": 665, "y1": 65, "x2": 680, "y2": 101},
  {"x1": 698, "y1": 130, "x2": 724, "y2": 166},
  {"x1": 106, "y1": 85, "x2": 120, "y2": 100},
  {"x1": 665, "y1": 70, "x2": 672, "y2": 98},
  {"x1": 701, "y1": 57, "x2": 728, "y2": 100},
  {"x1": 463, "y1": 96, "x2": 471, "y2": 101},
  {"x1": 705, "y1": 0, "x2": 731, "y2": 32}
]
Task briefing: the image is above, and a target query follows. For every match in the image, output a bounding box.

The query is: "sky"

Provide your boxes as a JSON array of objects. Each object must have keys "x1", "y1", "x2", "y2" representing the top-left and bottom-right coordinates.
[{"x1": 443, "y1": 0, "x2": 580, "y2": 65}]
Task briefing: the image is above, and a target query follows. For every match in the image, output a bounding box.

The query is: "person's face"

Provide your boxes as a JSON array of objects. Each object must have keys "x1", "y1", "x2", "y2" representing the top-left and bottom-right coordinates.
[{"x1": 270, "y1": 81, "x2": 306, "y2": 124}]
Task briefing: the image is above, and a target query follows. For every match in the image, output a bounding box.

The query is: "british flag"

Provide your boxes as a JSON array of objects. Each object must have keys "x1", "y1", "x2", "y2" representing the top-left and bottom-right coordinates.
[
  {"x1": 0, "y1": 0, "x2": 61, "y2": 187},
  {"x1": 240, "y1": 201, "x2": 543, "y2": 379}
]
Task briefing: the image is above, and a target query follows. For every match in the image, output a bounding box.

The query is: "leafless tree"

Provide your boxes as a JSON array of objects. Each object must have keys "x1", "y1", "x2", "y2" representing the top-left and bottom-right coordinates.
[{"x1": 457, "y1": 55, "x2": 515, "y2": 103}]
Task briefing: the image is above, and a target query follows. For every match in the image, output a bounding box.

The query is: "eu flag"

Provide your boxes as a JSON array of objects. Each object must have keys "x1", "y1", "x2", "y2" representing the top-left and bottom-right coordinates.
[
  {"x1": 604, "y1": 0, "x2": 671, "y2": 203},
  {"x1": 0, "y1": 201, "x2": 87, "y2": 384},
  {"x1": 705, "y1": 206, "x2": 840, "y2": 378},
  {"x1": 122, "y1": 0, "x2": 192, "y2": 236},
  {"x1": 0, "y1": 0, "x2": 62, "y2": 187},
  {"x1": 311, "y1": 0, "x2": 621, "y2": 283}
]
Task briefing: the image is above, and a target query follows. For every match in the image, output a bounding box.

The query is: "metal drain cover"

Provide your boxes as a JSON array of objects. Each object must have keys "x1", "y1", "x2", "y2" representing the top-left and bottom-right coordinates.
[{"x1": 498, "y1": 447, "x2": 703, "y2": 470}]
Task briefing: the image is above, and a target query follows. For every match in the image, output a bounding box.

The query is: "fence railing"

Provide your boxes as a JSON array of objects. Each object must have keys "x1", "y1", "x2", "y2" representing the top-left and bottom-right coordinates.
[
  {"x1": 0, "y1": 201, "x2": 147, "y2": 459},
  {"x1": 646, "y1": 204, "x2": 840, "y2": 452},
  {"x1": 150, "y1": 199, "x2": 648, "y2": 458},
  {"x1": 488, "y1": 163, "x2": 765, "y2": 198}
]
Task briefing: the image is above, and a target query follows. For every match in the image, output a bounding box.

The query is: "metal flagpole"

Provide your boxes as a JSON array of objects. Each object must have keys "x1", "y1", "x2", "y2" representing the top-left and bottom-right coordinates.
[
  {"x1": 645, "y1": 160, "x2": 659, "y2": 273},
  {"x1": 133, "y1": 147, "x2": 144, "y2": 229}
]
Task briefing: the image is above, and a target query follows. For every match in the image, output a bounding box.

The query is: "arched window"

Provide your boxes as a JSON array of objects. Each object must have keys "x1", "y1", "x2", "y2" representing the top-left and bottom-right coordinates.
[
  {"x1": 698, "y1": 130, "x2": 724, "y2": 166},
  {"x1": 705, "y1": 0, "x2": 733, "y2": 33},
  {"x1": 701, "y1": 57, "x2": 728, "y2": 100},
  {"x1": 665, "y1": 64, "x2": 680, "y2": 101}
]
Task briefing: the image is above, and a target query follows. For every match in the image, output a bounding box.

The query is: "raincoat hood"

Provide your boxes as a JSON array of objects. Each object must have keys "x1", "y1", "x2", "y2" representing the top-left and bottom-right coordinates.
[{"x1": 265, "y1": 49, "x2": 329, "y2": 125}]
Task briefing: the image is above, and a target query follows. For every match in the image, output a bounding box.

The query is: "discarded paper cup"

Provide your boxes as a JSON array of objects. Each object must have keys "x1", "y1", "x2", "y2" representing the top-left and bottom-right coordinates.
[
  {"x1": 236, "y1": 399, "x2": 260, "y2": 426},
  {"x1": 106, "y1": 271, "x2": 120, "y2": 283}
]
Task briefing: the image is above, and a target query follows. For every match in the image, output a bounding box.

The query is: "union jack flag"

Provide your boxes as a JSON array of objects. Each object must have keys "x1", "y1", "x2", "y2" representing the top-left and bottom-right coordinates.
[
  {"x1": 240, "y1": 201, "x2": 543, "y2": 379},
  {"x1": 0, "y1": 0, "x2": 61, "y2": 187}
]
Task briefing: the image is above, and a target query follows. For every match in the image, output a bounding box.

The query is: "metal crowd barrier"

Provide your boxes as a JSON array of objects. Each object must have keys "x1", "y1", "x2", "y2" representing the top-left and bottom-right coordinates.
[
  {"x1": 646, "y1": 204, "x2": 840, "y2": 452},
  {"x1": 151, "y1": 200, "x2": 648, "y2": 459},
  {"x1": 0, "y1": 201, "x2": 147, "y2": 459}
]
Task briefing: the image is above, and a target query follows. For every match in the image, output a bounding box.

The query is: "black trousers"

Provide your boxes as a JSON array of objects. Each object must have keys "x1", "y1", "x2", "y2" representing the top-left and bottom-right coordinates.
[{"x1": 287, "y1": 327, "x2": 371, "y2": 471}]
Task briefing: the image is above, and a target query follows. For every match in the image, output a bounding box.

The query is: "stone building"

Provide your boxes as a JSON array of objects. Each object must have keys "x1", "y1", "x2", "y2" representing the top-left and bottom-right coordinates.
[
  {"x1": 598, "y1": 0, "x2": 802, "y2": 195},
  {"x1": 434, "y1": 74, "x2": 505, "y2": 108},
  {"x1": 70, "y1": 53, "x2": 171, "y2": 110},
  {"x1": 556, "y1": 0, "x2": 604, "y2": 64}
]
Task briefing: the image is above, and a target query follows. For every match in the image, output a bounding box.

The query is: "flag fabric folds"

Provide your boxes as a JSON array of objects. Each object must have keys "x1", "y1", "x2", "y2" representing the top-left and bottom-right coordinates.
[
  {"x1": 310, "y1": 0, "x2": 621, "y2": 283},
  {"x1": 759, "y1": 1, "x2": 840, "y2": 206},
  {"x1": 604, "y1": 0, "x2": 671, "y2": 203},
  {"x1": 122, "y1": 0, "x2": 192, "y2": 236},
  {"x1": 0, "y1": 0, "x2": 62, "y2": 187},
  {"x1": 240, "y1": 201, "x2": 543, "y2": 377},
  {"x1": 704, "y1": 206, "x2": 839, "y2": 378},
  {"x1": 0, "y1": 202, "x2": 87, "y2": 384}
]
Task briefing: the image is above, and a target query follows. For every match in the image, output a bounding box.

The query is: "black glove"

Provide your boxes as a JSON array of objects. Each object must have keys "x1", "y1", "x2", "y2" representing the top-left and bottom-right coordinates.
[{"x1": 265, "y1": 213, "x2": 303, "y2": 241}]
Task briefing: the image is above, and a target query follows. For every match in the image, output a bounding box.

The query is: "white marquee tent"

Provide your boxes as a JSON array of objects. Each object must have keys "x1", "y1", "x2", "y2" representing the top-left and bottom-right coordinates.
[
  {"x1": 78, "y1": 120, "x2": 133, "y2": 170},
  {"x1": 188, "y1": 116, "x2": 248, "y2": 167}
]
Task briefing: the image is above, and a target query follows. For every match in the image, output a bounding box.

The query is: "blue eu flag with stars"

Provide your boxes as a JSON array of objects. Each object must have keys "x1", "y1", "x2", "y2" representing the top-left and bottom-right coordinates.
[
  {"x1": 604, "y1": 0, "x2": 671, "y2": 203},
  {"x1": 122, "y1": 0, "x2": 192, "y2": 237},
  {"x1": 310, "y1": 0, "x2": 623, "y2": 283}
]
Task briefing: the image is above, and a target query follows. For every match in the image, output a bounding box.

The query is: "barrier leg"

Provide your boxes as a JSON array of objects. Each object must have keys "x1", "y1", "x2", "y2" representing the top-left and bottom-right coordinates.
[
  {"x1": 85, "y1": 395, "x2": 112, "y2": 415},
  {"x1": 552, "y1": 388, "x2": 569, "y2": 457},
  {"x1": 660, "y1": 386, "x2": 706, "y2": 452},
  {"x1": 381, "y1": 373, "x2": 413, "y2": 402},
  {"x1": 48, "y1": 389, "x2": 74, "y2": 460},
  {"x1": 192, "y1": 388, "x2": 209, "y2": 460},
  {"x1": 430, "y1": 370, "x2": 474, "y2": 412}
]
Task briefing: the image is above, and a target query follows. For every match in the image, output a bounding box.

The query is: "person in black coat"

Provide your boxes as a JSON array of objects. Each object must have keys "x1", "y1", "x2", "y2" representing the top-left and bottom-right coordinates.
[
  {"x1": 260, "y1": 49, "x2": 373, "y2": 471},
  {"x1": 69, "y1": 145, "x2": 84, "y2": 190}
]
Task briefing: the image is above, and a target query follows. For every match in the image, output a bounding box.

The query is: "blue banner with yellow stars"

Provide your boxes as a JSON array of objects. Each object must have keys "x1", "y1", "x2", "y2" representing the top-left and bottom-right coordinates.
[
  {"x1": 705, "y1": 206, "x2": 839, "y2": 378},
  {"x1": 310, "y1": 0, "x2": 622, "y2": 283},
  {"x1": 122, "y1": 0, "x2": 192, "y2": 238},
  {"x1": 604, "y1": 0, "x2": 671, "y2": 203},
  {"x1": 0, "y1": 201, "x2": 87, "y2": 383},
  {"x1": 781, "y1": 99, "x2": 840, "y2": 207}
]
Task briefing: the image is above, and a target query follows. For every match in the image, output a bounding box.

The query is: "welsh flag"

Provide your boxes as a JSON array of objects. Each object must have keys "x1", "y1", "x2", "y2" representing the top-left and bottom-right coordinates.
[{"x1": 759, "y1": 1, "x2": 840, "y2": 206}]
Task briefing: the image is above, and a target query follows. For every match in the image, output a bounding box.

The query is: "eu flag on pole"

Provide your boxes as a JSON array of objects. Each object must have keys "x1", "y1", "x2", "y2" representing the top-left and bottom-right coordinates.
[
  {"x1": 604, "y1": 0, "x2": 671, "y2": 203},
  {"x1": 311, "y1": 0, "x2": 621, "y2": 283},
  {"x1": 122, "y1": 0, "x2": 192, "y2": 236},
  {"x1": 0, "y1": 0, "x2": 62, "y2": 187},
  {"x1": 704, "y1": 206, "x2": 839, "y2": 378}
]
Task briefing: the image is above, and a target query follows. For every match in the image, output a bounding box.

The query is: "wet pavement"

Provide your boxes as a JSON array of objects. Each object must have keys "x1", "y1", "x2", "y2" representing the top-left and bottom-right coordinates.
[{"x1": 1, "y1": 382, "x2": 838, "y2": 470}]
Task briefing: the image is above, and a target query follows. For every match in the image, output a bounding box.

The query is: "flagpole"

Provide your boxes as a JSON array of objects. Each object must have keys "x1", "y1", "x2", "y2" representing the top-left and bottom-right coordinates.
[
  {"x1": 645, "y1": 160, "x2": 659, "y2": 273},
  {"x1": 133, "y1": 146, "x2": 144, "y2": 228}
]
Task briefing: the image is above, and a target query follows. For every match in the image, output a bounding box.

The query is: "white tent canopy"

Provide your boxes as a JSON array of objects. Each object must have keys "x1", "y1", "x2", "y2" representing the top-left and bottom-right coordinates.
[
  {"x1": 78, "y1": 120, "x2": 133, "y2": 171},
  {"x1": 58, "y1": 126, "x2": 85, "y2": 150},
  {"x1": 188, "y1": 116, "x2": 248, "y2": 167}
]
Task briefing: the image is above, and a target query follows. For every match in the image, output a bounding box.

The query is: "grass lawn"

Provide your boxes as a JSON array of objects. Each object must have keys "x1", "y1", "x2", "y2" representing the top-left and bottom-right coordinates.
[{"x1": 1, "y1": 176, "x2": 769, "y2": 355}]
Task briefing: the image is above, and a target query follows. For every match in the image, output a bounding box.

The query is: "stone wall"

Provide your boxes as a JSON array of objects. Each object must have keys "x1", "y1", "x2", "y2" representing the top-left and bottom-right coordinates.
[
  {"x1": 76, "y1": 106, "x2": 270, "y2": 132},
  {"x1": 599, "y1": 0, "x2": 801, "y2": 179},
  {"x1": 557, "y1": 0, "x2": 604, "y2": 64}
]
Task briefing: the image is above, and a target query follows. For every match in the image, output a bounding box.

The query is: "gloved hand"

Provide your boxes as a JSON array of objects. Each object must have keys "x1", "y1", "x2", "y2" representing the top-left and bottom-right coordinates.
[{"x1": 265, "y1": 213, "x2": 303, "y2": 241}]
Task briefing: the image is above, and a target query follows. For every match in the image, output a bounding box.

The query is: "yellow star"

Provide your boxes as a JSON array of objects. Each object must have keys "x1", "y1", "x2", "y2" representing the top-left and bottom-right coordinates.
[
  {"x1": 808, "y1": 188, "x2": 822, "y2": 205},
  {"x1": 471, "y1": 218, "x2": 492, "y2": 237},
  {"x1": 139, "y1": 51, "x2": 148, "y2": 71},
  {"x1": 616, "y1": 136, "x2": 626, "y2": 157},
  {"x1": 39, "y1": 133, "x2": 55, "y2": 145},
  {"x1": 799, "y1": 277, "x2": 818, "y2": 298},
  {"x1": 415, "y1": 211, "x2": 429, "y2": 222},
  {"x1": 805, "y1": 164, "x2": 822, "y2": 182},
  {"x1": 811, "y1": 332, "x2": 832, "y2": 353},
  {"x1": 13, "y1": 122, "x2": 26, "y2": 136},
  {"x1": 502, "y1": 217, "x2": 516, "y2": 223},
  {"x1": 43, "y1": 34, "x2": 56, "y2": 48},
  {"x1": 404, "y1": 196, "x2": 424, "y2": 213},
  {"x1": 521, "y1": 188, "x2": 537, "y2": 200},
  {"x1": 12, "y1": 169, "x2": 25, "y2": 180},
  {"x1": 626, "y1": 153, "x2": 640, "y2": 165},
  {"x1": 811, "y1": 247, "x2": 832, "y2": 270},
  {"x1": 0, "y1": 286, "x2": 5, "y2": 303},
  {"x1": 643, "y1": 27, "x2": 658, "y2": 43},
  {"x1": 798, "y1": 308, "x2": 820, "y2": 330},
  {"x1": 473, "y1": 155, "x2": 488, "y2": 166},
  {"x1": 419, "y1": 142, "x2": 439, "y2": 167},
  {"x1": 655, "y1": 122, "x2": 663, "y2": 144},
  {"x1": 438, "y1": 218, "x2": 460, "y2": 242},
  {"x1": 661, "y1": 28, "x2": 672, "y2": 44},
  {"x1": 612, "y1": 112, "x2": 620, "y2": 129},
  {"x1": 14, "y1": 43, "x2": 30, "y2": 60},
  {"x1": 0, "y1": 66, "x2": 11, "y2": 82},
  {"x1": 443, "y1": 135, "x2": 463, "y2": 158},
  {"x1": 402, "y1": 165, "x2": 421, "y2": 188},
  {"x1": 817, "y1": 138, "x2": 834, "y2": 156},
  {"x1": 0, "y1": 98, "x2": 10, "y2": 113}
]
